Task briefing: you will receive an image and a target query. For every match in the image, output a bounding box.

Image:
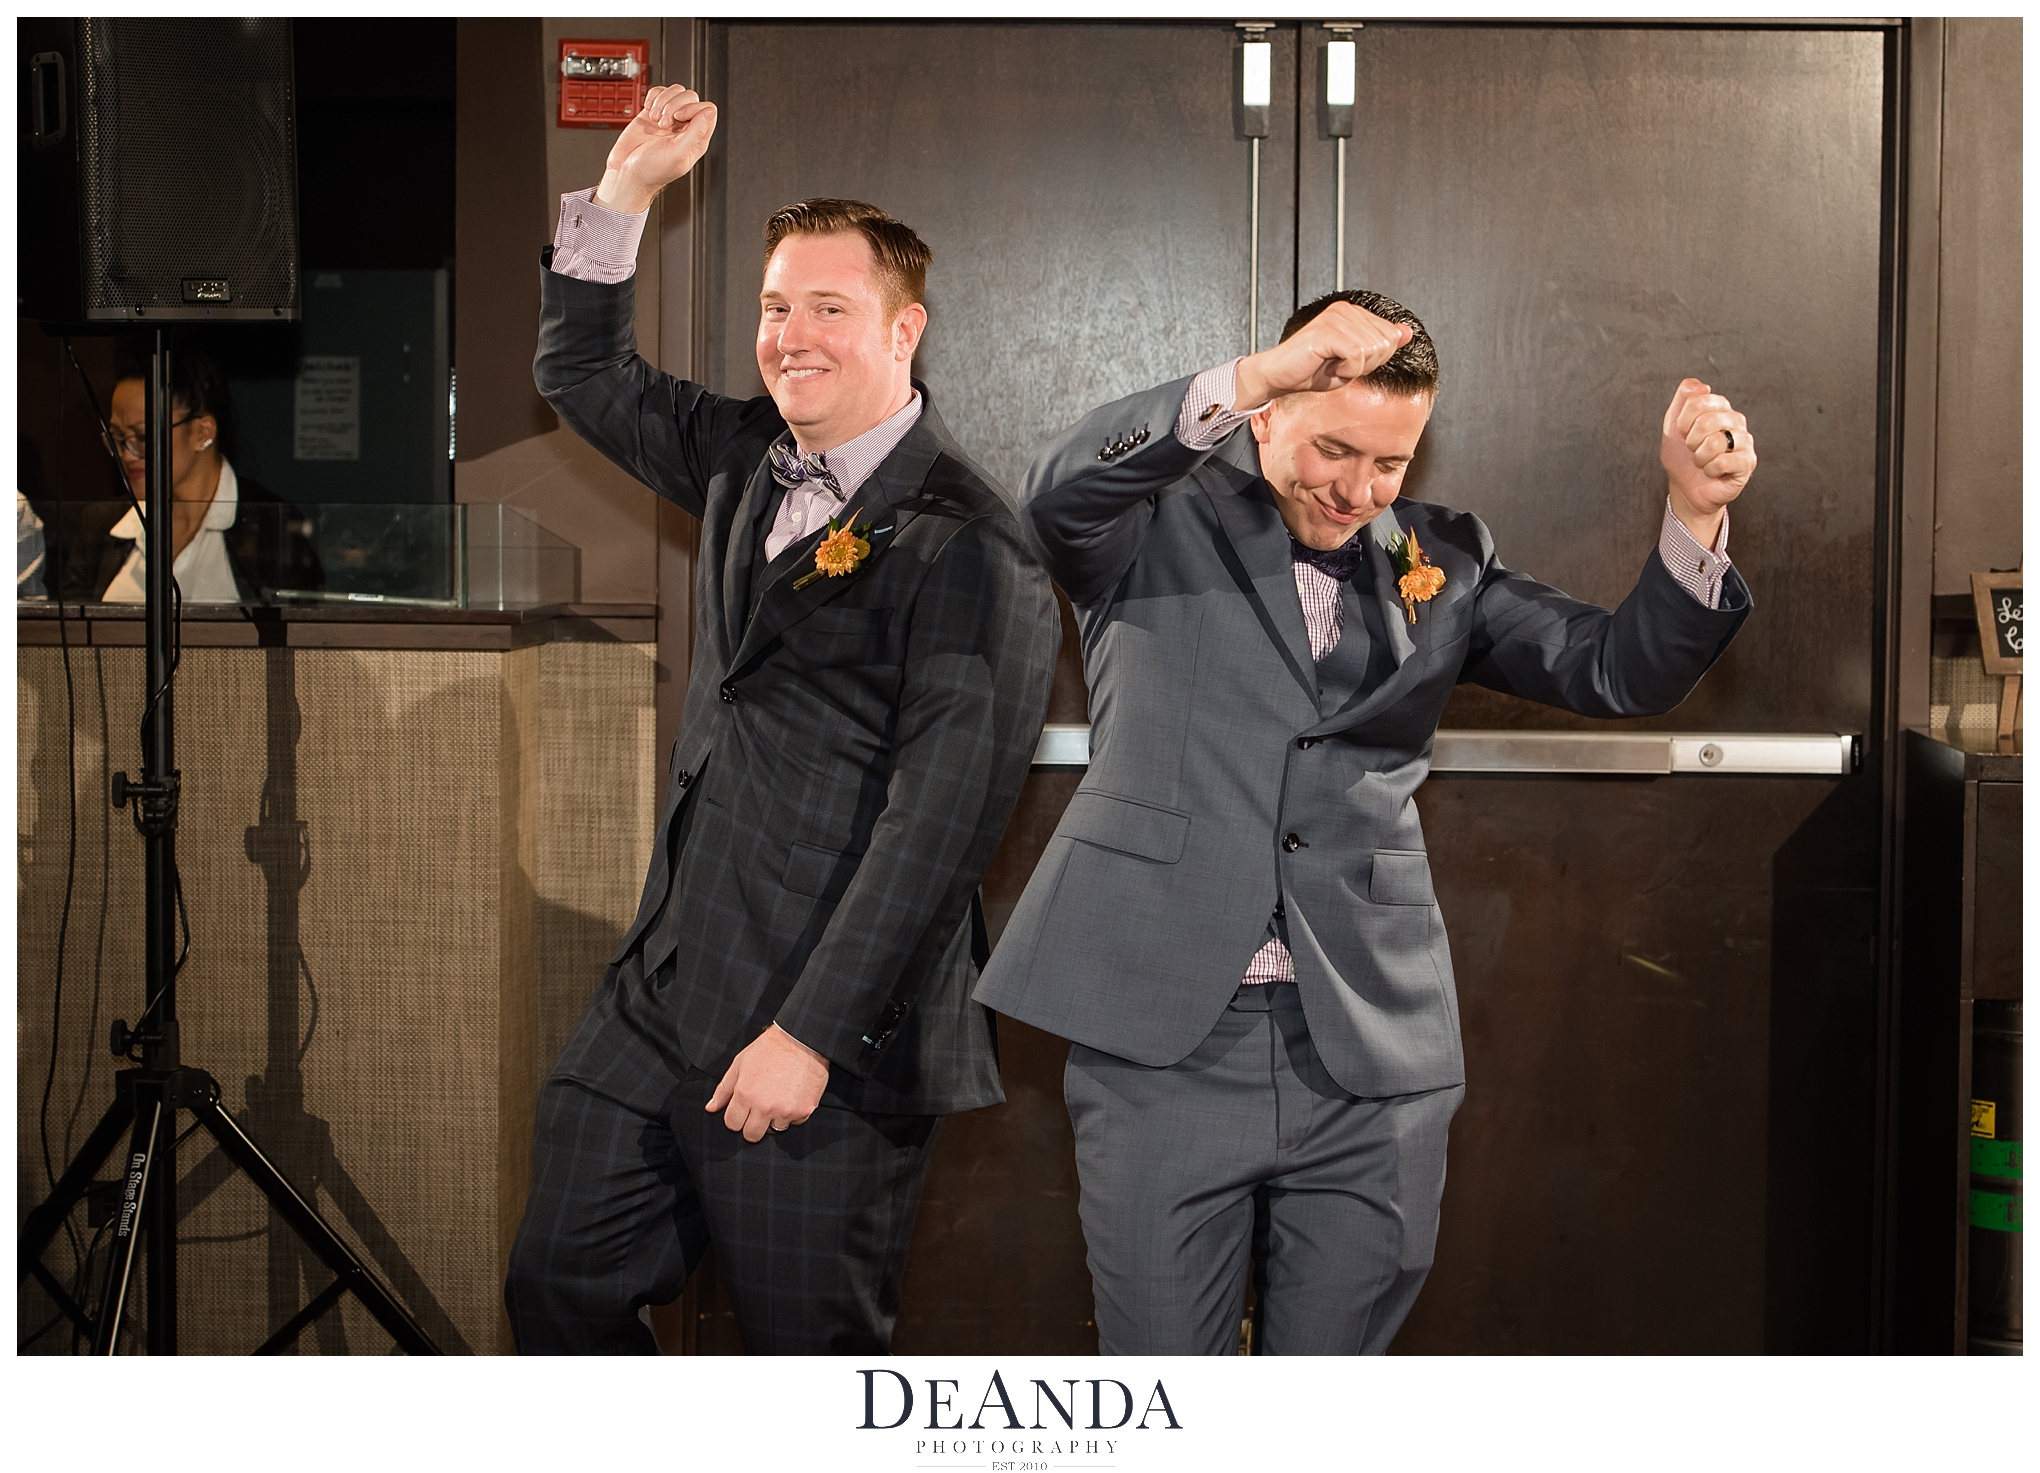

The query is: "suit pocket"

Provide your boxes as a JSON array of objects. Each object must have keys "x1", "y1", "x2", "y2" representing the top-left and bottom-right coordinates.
[
  {"x1": 1369, "y1": 849, "x2": 1436, "y2": 905},
  {"x1": 1058, "y1": 790, "x2": 1191, "y2": 864},
  {"x1": 778, "y1": 605, "x2": 892, "y2": 667},
  {"x1": 784, "y1": 840, "x2": 858, "y2": 899}
]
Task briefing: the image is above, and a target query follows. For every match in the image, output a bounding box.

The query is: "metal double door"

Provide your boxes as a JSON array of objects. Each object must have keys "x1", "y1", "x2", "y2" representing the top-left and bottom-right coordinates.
[{"x1": 695, "y1": 18, "x2": 1892, "y2": 1352}]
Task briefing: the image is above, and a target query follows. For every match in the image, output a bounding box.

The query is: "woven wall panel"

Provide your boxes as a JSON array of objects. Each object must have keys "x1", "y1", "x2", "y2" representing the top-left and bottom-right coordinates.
[
  {"x1": 534, "y1": 642, "x2": 661, "y2": 1069},
  {"x1": 17, "y1": 639, "x2": 656, "y2": 1355}
]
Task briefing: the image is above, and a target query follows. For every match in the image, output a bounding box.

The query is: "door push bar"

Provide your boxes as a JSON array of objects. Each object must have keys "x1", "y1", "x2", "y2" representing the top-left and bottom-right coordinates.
[{"x1": 1031, "y1": 725, "x2": 1861, "y2": 776}]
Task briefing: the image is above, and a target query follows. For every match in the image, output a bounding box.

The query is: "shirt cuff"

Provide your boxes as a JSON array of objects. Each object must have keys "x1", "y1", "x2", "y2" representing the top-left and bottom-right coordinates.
[
  {"x1": 1176, "y1": 359, "x2": 1267, "y2": 449},
  {"x1": 1659, "y1": 500, "x2": 1732, "y2": 609},
  {"x1": 549, "y1": 187, "x2": 648, "y2": 284}
]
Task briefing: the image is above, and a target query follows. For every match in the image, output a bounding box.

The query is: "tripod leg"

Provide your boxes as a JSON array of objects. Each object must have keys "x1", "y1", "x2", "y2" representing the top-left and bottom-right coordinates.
[
  {"x1": 195, "y1": 1095, "x2": 440, "y2": 1354},
  {"x1": 19, "y1": 1089, "x2": 134, "y2": 1286},
  {"x1": 90, "y1": 1087, "x2": 165, "y2": 1355},
  {"x1": 147, "y1": 1083, "x2": 177, "y2": 1354}
]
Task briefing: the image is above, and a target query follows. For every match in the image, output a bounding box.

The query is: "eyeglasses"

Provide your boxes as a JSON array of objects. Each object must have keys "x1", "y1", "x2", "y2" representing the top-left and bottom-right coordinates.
[{"x1": 101, "y1": 414, "x2": 197, "y2": 462}]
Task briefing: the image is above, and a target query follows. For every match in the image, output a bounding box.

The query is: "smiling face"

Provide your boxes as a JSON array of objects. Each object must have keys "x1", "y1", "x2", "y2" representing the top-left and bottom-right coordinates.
[
  {"x1": 1250, "y1": 382, "x2": 1433, "y2": 549},
  {"x1": 756, "y1": 231, "x2": 926, "y2": 452}
]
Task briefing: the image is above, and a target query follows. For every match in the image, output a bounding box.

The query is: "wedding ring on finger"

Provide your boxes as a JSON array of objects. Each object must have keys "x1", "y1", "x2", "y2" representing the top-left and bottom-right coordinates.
[{"x1": 1724, "y1": 429, "x2": 1735, "y2": 452}]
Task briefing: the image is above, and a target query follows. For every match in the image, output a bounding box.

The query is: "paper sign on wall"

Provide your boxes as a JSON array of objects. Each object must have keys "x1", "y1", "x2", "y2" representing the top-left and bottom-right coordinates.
[{"x1": 294, "y1": 356, "x2": 361, "y2": 461}]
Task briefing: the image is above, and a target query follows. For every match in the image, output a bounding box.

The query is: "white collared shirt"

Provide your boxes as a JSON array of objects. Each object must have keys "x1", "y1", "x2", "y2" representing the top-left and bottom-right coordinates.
[{"x1": 102, "y1": 458, "x2": 244, "y2": 604}]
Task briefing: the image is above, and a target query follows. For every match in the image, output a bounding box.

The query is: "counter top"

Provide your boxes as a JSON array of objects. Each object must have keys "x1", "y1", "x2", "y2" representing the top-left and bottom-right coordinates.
[
  {"x1": 15, "y1": 600, "x2": 659, "y2": 651},
  {"x1": 1906, "y1": 725, "x2": 2022, "y2": 781}
]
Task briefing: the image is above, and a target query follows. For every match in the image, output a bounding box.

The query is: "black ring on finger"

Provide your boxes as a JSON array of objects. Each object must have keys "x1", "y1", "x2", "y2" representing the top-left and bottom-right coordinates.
[{"x1": 1724, "y1": 429, "x2": 1735, "y2": 452}]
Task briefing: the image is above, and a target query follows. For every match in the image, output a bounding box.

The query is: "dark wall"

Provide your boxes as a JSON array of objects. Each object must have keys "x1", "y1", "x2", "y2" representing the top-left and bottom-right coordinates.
[
  {"x1": 15, "y1": 21, "x2": 463, "y2": 589},
  {"x1": 453, "y1": 18, "x2": 555, "y2": 463},
  {"x1": 295, "y1": 20, "x2": 456, "y2": 272}
]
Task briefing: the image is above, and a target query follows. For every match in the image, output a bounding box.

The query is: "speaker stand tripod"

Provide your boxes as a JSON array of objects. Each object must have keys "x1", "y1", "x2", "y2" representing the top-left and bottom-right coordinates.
[{"x1": 16, "y1": 333, "x2": 439, "y2": 1355}]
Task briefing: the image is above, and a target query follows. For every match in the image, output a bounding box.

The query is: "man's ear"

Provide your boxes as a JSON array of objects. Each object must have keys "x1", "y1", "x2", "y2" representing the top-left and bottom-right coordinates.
[
  {"x1": 1249, "y1": 404, "x2": 1276, "y2": 444},
  {"x1": 893, "y1": 302, "x2": 928, "y2": 361}
]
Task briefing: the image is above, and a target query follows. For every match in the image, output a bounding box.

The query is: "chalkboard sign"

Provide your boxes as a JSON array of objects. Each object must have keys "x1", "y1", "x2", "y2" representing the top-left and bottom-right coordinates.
[{"x1": 1970, "y1": 572, "x2": 2023, "y2": 676}]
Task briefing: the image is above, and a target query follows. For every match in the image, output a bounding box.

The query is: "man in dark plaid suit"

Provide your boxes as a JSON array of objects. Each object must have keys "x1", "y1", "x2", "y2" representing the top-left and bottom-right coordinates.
[{"x1": 504, "y1": 86, "x2": 1058, "y2": 1353}]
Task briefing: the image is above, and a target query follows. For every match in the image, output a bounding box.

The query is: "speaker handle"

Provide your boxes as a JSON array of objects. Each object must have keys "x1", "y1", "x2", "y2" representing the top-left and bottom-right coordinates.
[{"x1": 29, "y1": 51, "x2": 67, "y2": 148}]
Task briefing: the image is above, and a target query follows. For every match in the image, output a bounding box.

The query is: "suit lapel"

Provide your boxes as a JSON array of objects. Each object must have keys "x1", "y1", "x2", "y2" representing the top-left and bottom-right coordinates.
[
  {"x1": 1199, "y1": 466, "x2": 1317, "y2": 704},
  {"x1": 1365, "y1": 509, "x2": 1418, "y2": 669},
  {"x1": 722, "y1": 453, "x2": 783, "y2": 651},
  {"x1": 725, "y1": 389, "x2": 947, "y2": 675}
]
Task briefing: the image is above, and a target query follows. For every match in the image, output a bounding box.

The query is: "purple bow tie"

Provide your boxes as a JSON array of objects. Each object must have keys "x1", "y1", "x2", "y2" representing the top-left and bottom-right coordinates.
[
  {"x1": 1291, "y1": 536, "x2": 1370, "y2": 582},
  {"x1": 768, "y1": 438, "x2": 842, "y2": 497}
]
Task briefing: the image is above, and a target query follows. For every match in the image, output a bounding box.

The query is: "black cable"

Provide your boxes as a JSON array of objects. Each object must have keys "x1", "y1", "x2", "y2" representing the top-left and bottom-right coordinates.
[
  {"x1": 64, "y1": 646, "x2": 113, "y2": 1166},
  {"x1": 297, "y1": 951, "x2": 321, "y2": 1063},
  {"x1": 40, "y1": 337, "x2": 83, "y2": 1197},
  {"x1": 129, "y1": 867, "x2": 191, "y2": 1040}
]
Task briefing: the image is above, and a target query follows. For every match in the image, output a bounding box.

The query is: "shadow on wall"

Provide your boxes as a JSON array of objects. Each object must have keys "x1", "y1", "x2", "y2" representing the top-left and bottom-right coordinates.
[
  {"x1": 1762, "y1": 772, "x2": 1881, "y2": 1352},
  {"x1": 16, "y1": 634, "x2": 653, "y2": 1354}
]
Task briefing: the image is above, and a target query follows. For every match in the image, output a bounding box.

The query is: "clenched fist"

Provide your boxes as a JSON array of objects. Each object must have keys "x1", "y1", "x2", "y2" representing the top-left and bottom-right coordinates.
[
  {"x1": 1660, "y1": 379, "x2": 1754, "y2": 549},
  {"x1": 1233, "y1": 300, "x2": 1414, "y2": 410},
  {"x1": 595, "y1": 84, "x2": 718, "y2": 215}
]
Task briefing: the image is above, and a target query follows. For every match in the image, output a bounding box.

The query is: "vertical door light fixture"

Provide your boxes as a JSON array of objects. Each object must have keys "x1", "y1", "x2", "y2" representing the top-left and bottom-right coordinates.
[
  {"x1": 1236, "y1": 22, "x2": 1273, "y2": 353},
  {"x1": 1323, "y1": 24, "x2": 1360, "y2": 291}
]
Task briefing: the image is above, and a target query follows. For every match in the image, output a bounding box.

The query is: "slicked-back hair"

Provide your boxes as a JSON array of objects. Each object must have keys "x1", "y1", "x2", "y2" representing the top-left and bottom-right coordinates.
[
  {"x1": 762, "y1": 198, "x2": 931, "y2": 320},
  {"x1": 1280, "y1": 290, "x2": 1440, "y2": 399}
]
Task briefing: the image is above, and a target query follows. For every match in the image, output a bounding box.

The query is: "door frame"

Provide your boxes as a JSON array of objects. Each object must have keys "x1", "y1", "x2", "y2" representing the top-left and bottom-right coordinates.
[{"x1": 657, "y1": 15, "x2": 1941, "y2": 1353}]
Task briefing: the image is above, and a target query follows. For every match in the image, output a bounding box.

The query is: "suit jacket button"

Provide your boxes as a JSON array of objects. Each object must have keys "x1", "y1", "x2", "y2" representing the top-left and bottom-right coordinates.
[
  {"x1": 677, "y1": 769, "x2": 690, "y2": 787},
  {"x1": 720, "y1": 684, "x2": 737, "y2": 704},
  {"x1": 1273, "y1": 903, "x2": 1286, "y2": 920},
  {"x1": 1282, "y1": 833, "x2": 1303, "y2": 853},
  {"x1": 1296, "y1": 737, "x2": 1316, "y2": 750}
]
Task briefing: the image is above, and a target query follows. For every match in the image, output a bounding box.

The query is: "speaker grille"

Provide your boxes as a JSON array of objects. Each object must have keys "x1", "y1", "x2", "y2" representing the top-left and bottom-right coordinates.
[{"x1": 78, "y1": 18, "x2": 299, "y2": 316}]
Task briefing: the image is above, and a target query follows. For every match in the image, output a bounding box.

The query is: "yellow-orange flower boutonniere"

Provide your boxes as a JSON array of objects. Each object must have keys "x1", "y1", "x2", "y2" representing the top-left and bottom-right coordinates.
[
  {"x1": 1387, "y1": 528, "x2": 1446, "y2": 626},
  {"x1": 793, "y1": 514, "x2": 874, "y2": 591}
]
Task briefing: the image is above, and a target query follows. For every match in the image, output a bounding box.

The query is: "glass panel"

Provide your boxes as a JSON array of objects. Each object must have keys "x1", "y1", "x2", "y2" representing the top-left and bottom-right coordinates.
[{"x1": 17, "y1": 499, "x2": 580, "y2": 610}]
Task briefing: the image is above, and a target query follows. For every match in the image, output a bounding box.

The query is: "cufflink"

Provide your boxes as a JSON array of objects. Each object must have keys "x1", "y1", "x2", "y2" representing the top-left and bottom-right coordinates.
[{"x1": 1198, "y1": 403, "x2": 1222, "y2": 422}]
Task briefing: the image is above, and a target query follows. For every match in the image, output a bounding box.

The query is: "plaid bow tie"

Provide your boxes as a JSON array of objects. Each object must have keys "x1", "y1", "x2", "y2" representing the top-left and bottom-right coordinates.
[
  {"x1": 1291, "y1": 536, "x2": 1370, "y2": 582},
  {"x1": 768, "y1": 438, "x2": 843, "y2": 497}
]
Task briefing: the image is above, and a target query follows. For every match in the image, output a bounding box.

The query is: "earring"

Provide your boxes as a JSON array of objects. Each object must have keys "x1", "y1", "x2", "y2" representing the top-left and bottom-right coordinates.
[{"x1": 197, "y1": 438, "x2": 213, "y2": 449}]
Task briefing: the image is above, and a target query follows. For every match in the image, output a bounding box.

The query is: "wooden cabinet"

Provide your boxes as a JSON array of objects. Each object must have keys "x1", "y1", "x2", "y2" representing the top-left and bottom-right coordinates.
[{"x1": 1896, "y1": 729, "x2": 2022, "y2": 1353}]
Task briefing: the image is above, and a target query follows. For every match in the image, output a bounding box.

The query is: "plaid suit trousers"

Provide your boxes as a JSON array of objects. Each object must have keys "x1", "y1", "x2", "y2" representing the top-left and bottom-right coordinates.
[{"x1": 505, "y1": 953, "x2": 938, "y2": 1354}]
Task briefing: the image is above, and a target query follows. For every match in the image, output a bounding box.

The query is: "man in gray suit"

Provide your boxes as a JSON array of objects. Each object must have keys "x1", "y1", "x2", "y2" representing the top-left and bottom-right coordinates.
[
  {"x1": 505, "y1": 86, "x2": 1059, "y2": 1353},
  {"x1": 977, "y1": 291, "x2": 1754, "y2": 1354}
]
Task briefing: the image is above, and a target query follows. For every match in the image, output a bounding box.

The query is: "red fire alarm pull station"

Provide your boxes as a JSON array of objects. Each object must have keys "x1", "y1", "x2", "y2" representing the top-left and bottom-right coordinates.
[{"x1": 558, "y1": 39, "x2": 649, "y2": 129}]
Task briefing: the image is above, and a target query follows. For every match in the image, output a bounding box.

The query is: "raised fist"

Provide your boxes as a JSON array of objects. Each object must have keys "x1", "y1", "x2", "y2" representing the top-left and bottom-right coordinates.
[{"x1": 595, "y1": 84, "x2": 718, "y2": 215}]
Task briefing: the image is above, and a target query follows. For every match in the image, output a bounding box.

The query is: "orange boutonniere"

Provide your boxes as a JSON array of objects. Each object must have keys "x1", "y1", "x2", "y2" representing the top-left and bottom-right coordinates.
[
  {"x1": 793, "y1": 514, "x2": 873, "y2": 591},
  {"x1": 1387, "y1": 528, "x2": 1446, "y2": 625}
]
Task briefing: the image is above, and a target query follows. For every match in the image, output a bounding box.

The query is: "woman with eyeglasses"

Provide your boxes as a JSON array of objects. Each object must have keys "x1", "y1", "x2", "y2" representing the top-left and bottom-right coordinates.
[{"x1": 95, "y1": 346, "x2": 320, "y2": 603}]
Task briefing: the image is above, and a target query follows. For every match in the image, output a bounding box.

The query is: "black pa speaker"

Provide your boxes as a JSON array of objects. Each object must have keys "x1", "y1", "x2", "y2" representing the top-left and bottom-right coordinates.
[{"x1": 18, "y1": 17, "x2": 299, "y2": 325}]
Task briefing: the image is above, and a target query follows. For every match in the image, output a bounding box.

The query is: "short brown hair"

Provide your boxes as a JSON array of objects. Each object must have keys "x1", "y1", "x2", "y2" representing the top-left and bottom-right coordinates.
[
  {"x1": 762, "y1": 198, "x2": 931, "y2": 319},
  {"x1": 1280, "y1": 290, "x2": 1440, "y2": 399}
]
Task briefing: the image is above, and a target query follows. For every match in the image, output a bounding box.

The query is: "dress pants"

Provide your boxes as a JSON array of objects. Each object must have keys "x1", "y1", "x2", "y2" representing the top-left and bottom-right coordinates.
[
  {"x1": 1065, "y1": 982, "x2": 1461, "y2": 1355},
  {"x1": 505, "y1": 952, "x2": 938, "y2": 1354}
]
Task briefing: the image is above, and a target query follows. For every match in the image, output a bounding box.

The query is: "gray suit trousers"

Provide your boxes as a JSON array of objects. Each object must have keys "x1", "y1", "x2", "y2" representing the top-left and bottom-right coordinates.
[{"x1": 1065, "y1": 984, "x2": 1461, "y2": 1355}]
